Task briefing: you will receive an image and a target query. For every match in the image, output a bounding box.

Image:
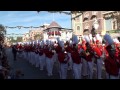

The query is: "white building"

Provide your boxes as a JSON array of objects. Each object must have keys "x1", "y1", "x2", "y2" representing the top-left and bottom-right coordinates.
[{"x1": 43, "y1": 21, "x2": 73, "y2": 42}]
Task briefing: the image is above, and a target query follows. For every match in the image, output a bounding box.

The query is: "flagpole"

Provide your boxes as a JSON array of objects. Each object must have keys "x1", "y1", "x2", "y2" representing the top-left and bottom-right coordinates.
[{"x1": 53, "y1": 13, "x2": 54, "y2": 21}]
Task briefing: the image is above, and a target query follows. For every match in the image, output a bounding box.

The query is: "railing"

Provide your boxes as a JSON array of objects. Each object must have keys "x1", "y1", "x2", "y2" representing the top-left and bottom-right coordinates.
[{"x1": 106, "y1": 29, "x2": 120, "y2": 33}]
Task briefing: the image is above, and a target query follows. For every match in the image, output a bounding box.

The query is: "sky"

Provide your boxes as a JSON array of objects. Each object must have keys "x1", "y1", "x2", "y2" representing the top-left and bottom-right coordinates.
[{"x1": 0, "y1": 11, "x2": 71, "y2": 36}]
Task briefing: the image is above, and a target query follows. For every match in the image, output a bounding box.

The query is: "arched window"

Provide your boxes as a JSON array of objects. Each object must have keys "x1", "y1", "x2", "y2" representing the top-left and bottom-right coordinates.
[
  {"x1": 77, "y1": 26, "x2": 80, "y2": 30},
  {"x1": 92, "y1": 11, "x2": 98, "y2": 15},
  {"x1": 113, "y1": 19, "x2": 117, "y2": 30},
  {"x1": 84, "y1": 23, "x2": 90, "y2": 29},
  {"x1": 84, "y1": 12, "x2": 89, "y2": 18}
]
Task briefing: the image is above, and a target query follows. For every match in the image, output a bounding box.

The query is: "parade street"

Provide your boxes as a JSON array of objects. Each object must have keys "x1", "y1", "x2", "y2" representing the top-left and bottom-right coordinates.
[
  {"x1": 6, "y1": 47, "x2": 73, "y2": 79},
  {"x1": 5, "y1": 47, "x2": 106, "y2": 79}
]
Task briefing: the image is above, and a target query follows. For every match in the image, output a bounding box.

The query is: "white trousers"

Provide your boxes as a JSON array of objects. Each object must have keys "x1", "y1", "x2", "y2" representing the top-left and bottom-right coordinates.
[
  {"x1": 56, "y1": 54, "x2": 60, "y2": 73},
  {"x1": 97, "y1": 58, "x2": 103, "y2": 79},
  {"x1": 118, "y1": 69, "x2": 120, "y2": 78},
  {"x1": 28, "y1": 52, "x2": 32, "y2": 63},
  {"x1": 87, "y1": 61, "x2": 94, "y2": 79},
  {"x1": 31, "y1": 52, "x2": 35, "y2": 65},
  {"x1": 60, "y1": 63, "x2": 68, "y2": 79},
  {"x1": 35, "y1": 54, "x2": 40, "y2": 68},
  {"x1": 67, "y1": 53, "x2": 73, "y2": 70},
  {"x1": 81, "y1": 58, "x2": 88, "y2": 76},
  {"x1": 73, "y1": 63, "x2": 82, "y2": 79},
  {"x1": 39, "y1": 54, "x2": 45, "y2": 70},
  {"x1": 46, "y1": 57, "x2": 54, "y2": 76},
  {"x1": 25, "y1": 52, "x2": 29, "y2": 61},
  {"x1": 106, "y1": 72, "x2": 119, "y2": 79}
]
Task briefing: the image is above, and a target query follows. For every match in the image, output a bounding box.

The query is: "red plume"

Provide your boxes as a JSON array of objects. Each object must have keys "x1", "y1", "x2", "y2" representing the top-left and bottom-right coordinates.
[
  {"x1": 93, "y1": 46, "x2": 102, "y2": 56},
  {"x1": 82, "y1": 45, "x2": 87, "y2": 51}
]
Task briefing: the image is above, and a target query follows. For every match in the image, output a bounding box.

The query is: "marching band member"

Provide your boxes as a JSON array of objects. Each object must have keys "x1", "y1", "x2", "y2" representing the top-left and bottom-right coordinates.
[
  {"x1": 55, "y1": 41, "x2": 62, "y2": 74},
  {"x1": 92, "y1": 42, "x2": 102, "y2": 79},
  {"x1": 80, "y1": 38, "x2": 88, "y2": 78},
  {"x1": 39, "y1": 47, "x2": 45, "y2": 70},
  {"x1": 35, "y1": 47, "x2": 39, "y2": 68},
  {"x1": 44, "y1": 45, "x2": 54, "y2": 76},
  {"x1": 71, "y1": 47, "x2": 82, "y2": 79},
  {"x1": 65, "y1": 41, "x2": 73, "y2": 71},
  {"x1": 85, "y1": 43, "x2": 94, "y2": 79},
  {"x1": 104, "y1": 34, "x2": 120, "y2": 79},
  {"x1": 58, "y1": 48, "x2": 69, "y2": 79}
]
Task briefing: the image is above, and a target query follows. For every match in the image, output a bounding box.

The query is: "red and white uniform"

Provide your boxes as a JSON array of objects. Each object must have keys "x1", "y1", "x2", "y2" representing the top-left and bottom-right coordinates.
[
  {"x1": 44, "y1": 48, "x2": 54, "y2": 76},
  {"x1": 80, "y1": 43, "x2": 88, "y2": 77},
  {"x1": 71, "y1": 50, "x2": 82, "y2": 79},
  {"x1": 38, "y1": 48, "x2": 45, "y2": 70},
  {"x1": 65, "y1": 45, "x2": 73, "y2": 70},
  {"x1": 105, "y1": 55, "x2": 119, "y2": 79},
  {"x1": 93, "y1": 45, "x2": 103, "y2": 79},
  {"x1": 86, "y1": 49, "x2": 94, "y2": 79},
  {"x1": 58, "y1": 51, "x2": 69, "y2": 79}
]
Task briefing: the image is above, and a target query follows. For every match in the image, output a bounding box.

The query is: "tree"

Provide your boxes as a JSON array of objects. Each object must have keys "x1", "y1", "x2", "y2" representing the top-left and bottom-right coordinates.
[
  {"x1": 34, "y1": 33, "x2": 43, "y2": 41},
  {"x1": 0, "y1": 24, "x2": 6, "y2": 44},
  {"x1": 17, "y1": 37, "x2": 23, "y2": 42}
]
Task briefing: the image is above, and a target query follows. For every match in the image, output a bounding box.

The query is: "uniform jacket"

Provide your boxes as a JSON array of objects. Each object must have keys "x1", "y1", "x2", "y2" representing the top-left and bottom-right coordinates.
[
  {"x1": 71, "y1": 50, "x2": 81, "y2": 64},
  {"x1": 58, "y1": 52, "x2": 69, "y2": 64}
]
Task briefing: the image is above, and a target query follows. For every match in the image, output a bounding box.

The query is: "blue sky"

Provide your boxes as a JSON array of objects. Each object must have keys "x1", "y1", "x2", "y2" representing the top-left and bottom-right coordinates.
[{"x1": 0, "y1": 11, "x2": 71, "y2": 36}]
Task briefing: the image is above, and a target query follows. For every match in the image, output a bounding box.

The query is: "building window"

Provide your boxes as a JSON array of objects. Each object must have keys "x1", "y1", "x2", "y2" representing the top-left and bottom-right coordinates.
[
  {"x1": 77, "y1": 26, "x2": 80, "y2": 30},
  {"x1": 92, "y1": 11, "x2": 98, "y2": 15},
  {"x1": 83, "y1": 12, "x2": 89, "y2": 22},
  {"x1": 84, "y1": 23, "x2": 90, "y2": 29},
  {"x1": 113, "y1": 19, "x2": 117, "y2": 30},
  {"x1": 84, "y1": 12, "x2": 89, "y2": 18},
  {"x1": 105, "y1": 19, "x2": 112, "y2": 31}
]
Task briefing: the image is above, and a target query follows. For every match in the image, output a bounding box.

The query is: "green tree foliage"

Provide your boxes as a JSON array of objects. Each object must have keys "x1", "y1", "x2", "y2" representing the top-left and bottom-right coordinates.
[
  {"x1": 34, "y1": 33, "x2": 43, "y2": 41},
  {"x1": 0, "y1": 24, "x2": 6, "y2": 44}
]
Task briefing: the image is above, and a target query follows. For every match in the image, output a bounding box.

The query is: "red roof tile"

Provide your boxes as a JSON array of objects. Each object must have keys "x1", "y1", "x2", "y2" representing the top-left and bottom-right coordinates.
[{"x1": 47, "y1": 21, "x2": 62, "y2": 28}]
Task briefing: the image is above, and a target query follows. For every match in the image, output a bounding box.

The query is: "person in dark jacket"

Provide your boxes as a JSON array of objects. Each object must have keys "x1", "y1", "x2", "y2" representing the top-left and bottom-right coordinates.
[{"x1": 12, "y1": 45, "x2": 17, "y2": 61}]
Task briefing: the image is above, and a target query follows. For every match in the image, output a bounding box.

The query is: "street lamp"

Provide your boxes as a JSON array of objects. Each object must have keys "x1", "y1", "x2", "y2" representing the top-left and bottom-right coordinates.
[
  {"x1": 93, "y1": 18, "x2": 99, "y2": 30},
  {"x1": 91, "y1": 18, "x2": 99, "y2": 44},
  {"x1": 91, "y1": 18, "x2": 99, "y2": 37}
]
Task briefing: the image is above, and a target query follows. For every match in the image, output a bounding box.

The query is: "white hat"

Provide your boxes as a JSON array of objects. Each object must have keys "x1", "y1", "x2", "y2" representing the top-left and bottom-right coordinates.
[
  {"x1": 96, "y1": 34, "x2": 102, "y2": 43},
  {"x1": 84, "y1": 35, "x2": 90, "y2": 43},
  {"x1": 59, "y1": 41, "x2": 64, "y2": 48}
]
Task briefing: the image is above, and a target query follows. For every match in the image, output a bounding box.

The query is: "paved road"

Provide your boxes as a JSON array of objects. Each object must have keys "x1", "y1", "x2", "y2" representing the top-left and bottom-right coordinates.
[
  {"x1": 6, "y1": 48, "x2": 70, "y2": 79},
  {"x1": 5, "y1": 48, "x2": 106, "y2": 79}
]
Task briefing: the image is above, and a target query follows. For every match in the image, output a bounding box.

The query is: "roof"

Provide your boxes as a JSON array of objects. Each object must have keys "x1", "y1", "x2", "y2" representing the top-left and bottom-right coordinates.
[{"x1": 47, "y1": 21, "x2": 62, "y2": 29}]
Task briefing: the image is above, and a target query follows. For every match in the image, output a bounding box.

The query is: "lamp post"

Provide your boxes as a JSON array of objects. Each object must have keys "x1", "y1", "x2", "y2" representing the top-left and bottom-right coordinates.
[
  {"x1": 93, "y1": 18, "x2": 99, "y2": 30},
  {"x1": 91, "y1": 18, "x2": 99, "y2": 43}
]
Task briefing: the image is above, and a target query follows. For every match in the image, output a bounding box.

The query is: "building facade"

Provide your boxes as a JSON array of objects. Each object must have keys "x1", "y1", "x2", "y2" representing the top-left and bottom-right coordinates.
[
  {"x1": 71, "y1": 12, "x2": 83, "y2": 37},
  {"x1": 102, "y1": 11, "x2": 120, "y2": 38},
  {"x1": 72, "y1": 11, "x2": 105, "y2": 37}
]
